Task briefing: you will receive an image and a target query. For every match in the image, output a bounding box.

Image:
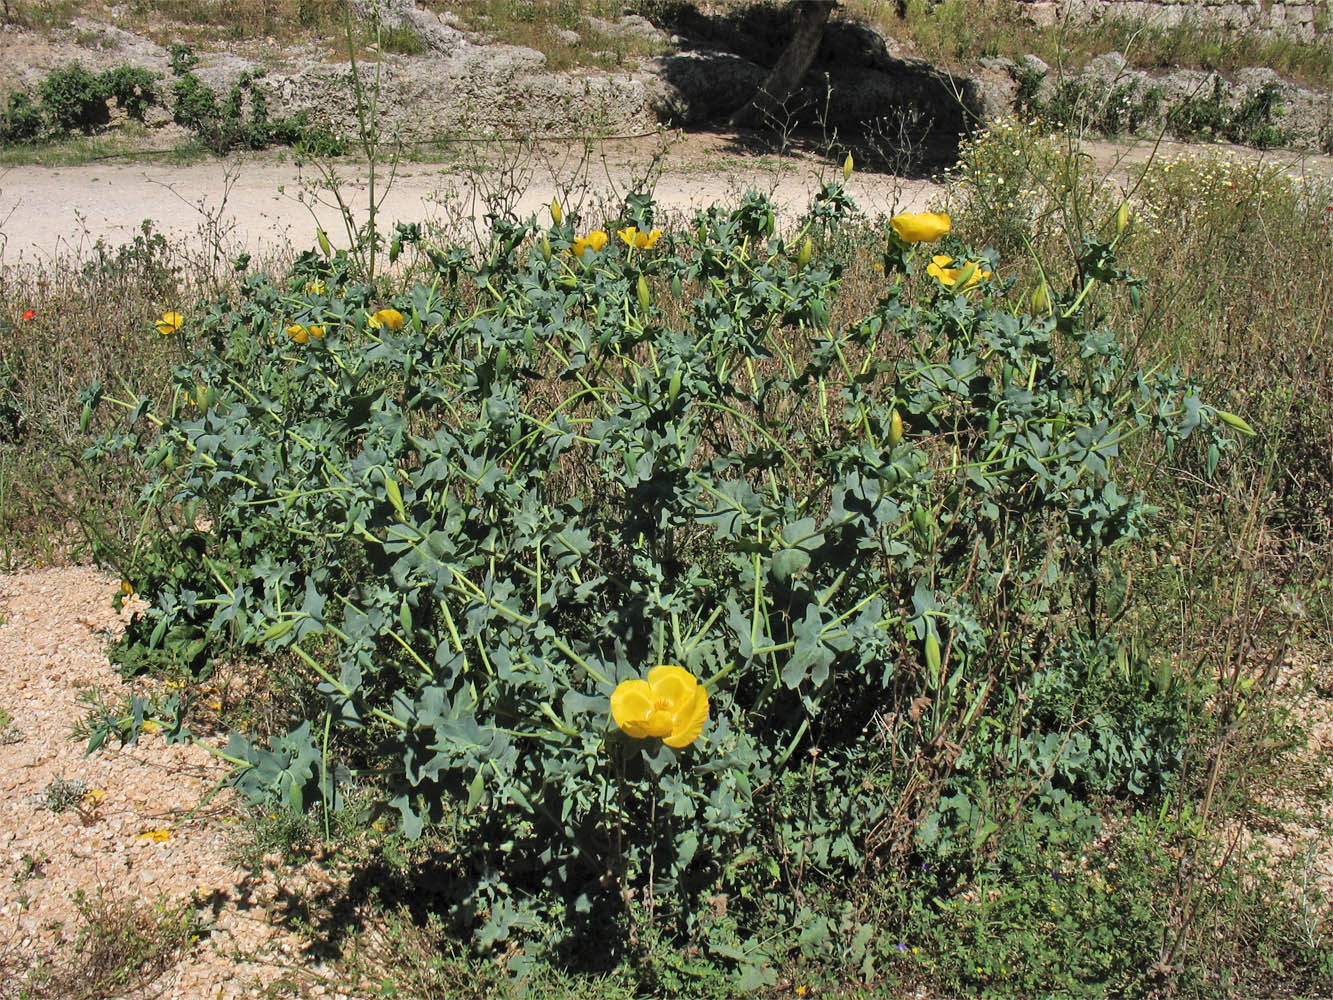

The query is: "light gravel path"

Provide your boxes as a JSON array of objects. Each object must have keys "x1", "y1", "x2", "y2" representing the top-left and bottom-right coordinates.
[
  {"x1": 0, "y1": 132, "x2": 943, "y2": 266},
  {"x1": 0, "y1": 567, "x2": 336, "y2": 999}
]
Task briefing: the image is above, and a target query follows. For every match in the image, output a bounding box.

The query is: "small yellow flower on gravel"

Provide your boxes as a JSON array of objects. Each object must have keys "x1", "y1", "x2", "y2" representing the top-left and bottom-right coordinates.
[{"x1": 137, "y1": 828, "x2": 171, "y2": 843}]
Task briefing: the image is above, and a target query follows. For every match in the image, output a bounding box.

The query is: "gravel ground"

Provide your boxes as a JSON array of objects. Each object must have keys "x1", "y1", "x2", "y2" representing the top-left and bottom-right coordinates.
[{"x1": 0, "y1": 566, "x2": 337, "y2": 1000}]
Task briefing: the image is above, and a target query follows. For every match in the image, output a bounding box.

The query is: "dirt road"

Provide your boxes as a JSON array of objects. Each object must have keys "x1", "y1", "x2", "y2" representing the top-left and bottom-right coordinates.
[{"x1": 0, "y1": 132, "x2": 942, "y2": 265}]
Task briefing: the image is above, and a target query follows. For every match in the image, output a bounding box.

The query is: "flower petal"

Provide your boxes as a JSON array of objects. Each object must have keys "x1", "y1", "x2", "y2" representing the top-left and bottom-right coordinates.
[
  {"x1": 665, "y1": 685, "x2": 709, "y2": 748},
  {"x1": 891, "y1": 211, "x2": 951, "y2": 243},
  {"x1": 610, "y1": 679, "x2": 654, "y2": 736},
  {"x1": 648, "y1": 664, "x2": 699, "y2": 708}
]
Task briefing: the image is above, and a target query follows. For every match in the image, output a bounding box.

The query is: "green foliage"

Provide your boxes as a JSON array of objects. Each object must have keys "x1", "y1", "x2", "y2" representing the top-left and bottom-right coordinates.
[
  {"x1": 1168, "y1": 78, "x2": 1290, "y2": 149},
  {"x1": 0, "y1": 91, "x2": 43, "y2": 143},
  {"x1": 83, "y1": 183, "x2": 1242, "y2": 978},
  {"x1": 99, "y1": 65, "x2": 158, "y2": 122},
  {"x1": 39, "y1": 773, "x2": 88, "y2": 813},
  {"x1": 36, "y1": 63, "x2": 111, "y2": 133},
  {"x1": 0, "y1": 62, "x2": 159, "y2": 145},
  {"x1": 164, "y1": 43, "x2": 343, "y2": 155}
]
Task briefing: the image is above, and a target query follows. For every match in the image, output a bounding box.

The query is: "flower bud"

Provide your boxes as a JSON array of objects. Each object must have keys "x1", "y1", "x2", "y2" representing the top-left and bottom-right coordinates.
[
  {"x1": 843, "y1": 152, "x2": 854, "y2": 181},
  {"x1": 636, "y1": 274, "x2": 652, "y2": 312},
  {"x1": 550, "y1": 198, "x2": 563, "y2": 226},
  {"x1": 889, "y1": 409, "x2": 904, "y2": 447},
  {"x1": 798, "y1": 236, "x2": 812, "y2": 269},
  {"x1": 1116, "y1": 202, "x2": 1130, "y2": 236},
  {"x1": 540, "y1": 235, "x2": 551, "y2": 262},
  {"x1": 1031, "y1": 280, "x2": 1051, "y2": 313}
]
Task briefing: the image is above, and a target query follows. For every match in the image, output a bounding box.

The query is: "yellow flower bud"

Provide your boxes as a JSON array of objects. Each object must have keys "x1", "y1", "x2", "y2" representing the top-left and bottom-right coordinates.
[
  {"x1": 843, "y1": 152, "x2": 854, "y2": 181},
  {"x1": 551, "y1": 198, "x2": 563, "y2": 226},
  {"x1": 798, "y1": 236, "x2": 813, "y2": 269},
  {"x1": 889, "y1": 409, "x2": 904, "y2": 446}
]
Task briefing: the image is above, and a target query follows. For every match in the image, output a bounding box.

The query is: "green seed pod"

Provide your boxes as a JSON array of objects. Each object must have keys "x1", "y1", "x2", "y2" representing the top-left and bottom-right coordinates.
[
  {"x1": 925, "y1": 632, "x2": 941, "y2": 687},
  {"x1": 1031, "y1": 280, "x2": 1051, "y2": 313},
  {"x1": 1215, "y1": 409, "x2": 1256, "y2": 436},
  {"x1": 383, "y1": 471, "x2": 406, "y2": 522},
  {"x1": 637, "y1": 274, "x2": 651, "y2": 312},
  {"x1": 988, "y1": 409, "x2": 999, "y2": 437},
  {"x1": 671, "y1": 273, "x2": 682, "y2": 299},
  {"x1": 80, "y1": 402, "x2": 92, "y2": 433},
  {"x1": 668, "y1": 368, "x2": 682, "y2": 405},
  {"x1": 261, "y1": 618, "x2": 298, "y2": 642}
]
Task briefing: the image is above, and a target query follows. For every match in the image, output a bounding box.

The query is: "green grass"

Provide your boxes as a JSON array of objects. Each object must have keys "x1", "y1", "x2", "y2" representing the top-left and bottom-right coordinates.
[{"x1": 0, "y1": 130, "x2": 211, "y2": 168}]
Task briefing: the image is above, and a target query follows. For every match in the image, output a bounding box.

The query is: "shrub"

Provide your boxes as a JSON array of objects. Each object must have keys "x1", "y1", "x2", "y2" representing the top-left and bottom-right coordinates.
[
  {"x1": 82, "y1": 186, "x2": 1245, "y2": 978},
  {"x1": 167, "y1": 45, "x2": 340, "y2": 155},
  {"x1": 37, "y1": 63, "x2": 111, "y2": 134}
]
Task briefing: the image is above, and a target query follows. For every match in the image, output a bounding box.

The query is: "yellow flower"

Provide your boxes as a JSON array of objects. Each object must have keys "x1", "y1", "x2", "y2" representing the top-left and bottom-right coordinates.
[
  {"x1": 155, "y1": 311, "x2": 183, "y2": 336},
  {"x1": 286, "y1": 324, "x2": 310, "y2": 344},
  {"x1": 610, "y1": 665, "x2": 709, "y2": 749},
  {"x1": 120, "y1": 580, "x2": 135, "y2": 596},
  {"x1": 368, "y1": 308, "x2": 405, "y2": 331},
  {"x1": 571, "y1": 230, "x2": 609, "y2": 258},
  {"x1": 304, "y1": 279, "x2": 327, "y2": 295},
  {"x1": 616, "y1": 226, "x2": 663, "y2": 250},
  {"x1": 136, "y1": 828, "x2": 171, "y2": 843},
  {"x1": 890, "y1": 211, "x2": 951, "y2": 243},
  {"x1": 307, "y1": 325, "x2": 325, "y2": 340},
  {"x1": 926, "y1": 254, "x2": 990, "y2": 287}
]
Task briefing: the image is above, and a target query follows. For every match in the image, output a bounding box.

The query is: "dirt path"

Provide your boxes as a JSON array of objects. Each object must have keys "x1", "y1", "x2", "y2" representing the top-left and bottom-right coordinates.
[
  {"x1": 0, "y1": 132, "x2": 942, "y2": 266},
  {"x1": 4, "y1": 131, "x2": 1330, "y2": 268}
]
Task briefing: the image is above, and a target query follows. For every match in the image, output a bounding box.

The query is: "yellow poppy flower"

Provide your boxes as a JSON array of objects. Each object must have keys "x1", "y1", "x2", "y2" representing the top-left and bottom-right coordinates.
[
  {"x1": 571, "y1": 230, "x2": 609, "y2": 258},
  {"x1": 610, "y1": 665, "x2": 709, "y2": 749},
  {"x1": 617, "y1": 226, "x2": 663, "y2": 250},
  {"x1": 308, "y1": 325, "x2": 325, "y2": 339},
  {"x1": 304, "y1": 279, "x2": 327, "y2": 295},
  {"x1": 890, "y1": 211, "x2": 952, "y2": 243},
  {"x1": 120, "y1": 580, "x2": 135, "y2": 596},
  {"x1": 155, "y1": 311, "x2": 184, "y2": 336},
  {"x1": 926, "y1": 254, "x2": 990, "y2": 287},
  {"x1": 368, "y1": 308, "x2": 405, "y2": 331},
  {"x1": 136, "y1": 829, "x2": 171, "y2": 843},
  {"x1": 286, "y1": 323, "x2": 311, "y2": 344}
]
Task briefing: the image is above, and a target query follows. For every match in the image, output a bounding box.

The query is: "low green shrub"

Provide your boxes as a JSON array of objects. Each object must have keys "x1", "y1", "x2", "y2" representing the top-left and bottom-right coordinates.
[
  {"x1": 82, "y1": 183, "x2": 1246, "y2": 982},
  {"x1": 167, "y1": 44, "x2": 342, "y2": 155}
]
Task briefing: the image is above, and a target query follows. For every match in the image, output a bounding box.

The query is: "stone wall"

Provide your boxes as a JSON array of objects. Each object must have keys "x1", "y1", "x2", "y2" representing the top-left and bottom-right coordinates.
[{"x1": 1016, "y1": 0, "x2": 1331, "y2": 38}]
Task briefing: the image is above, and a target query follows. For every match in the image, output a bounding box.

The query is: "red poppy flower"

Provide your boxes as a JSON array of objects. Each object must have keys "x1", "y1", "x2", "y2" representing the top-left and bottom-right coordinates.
[{"x1": 21, "y1": 309, "x2": 35, "y2": 321}]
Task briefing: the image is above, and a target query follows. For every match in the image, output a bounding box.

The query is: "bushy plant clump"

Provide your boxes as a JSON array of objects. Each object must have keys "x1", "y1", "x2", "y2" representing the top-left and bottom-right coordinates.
[
  {"x1": 83, "y1": 182, "x2": 1245, "y2": 980},
  {"x1": 0, "y1": 62, "x2": 158, "y2": 143}
]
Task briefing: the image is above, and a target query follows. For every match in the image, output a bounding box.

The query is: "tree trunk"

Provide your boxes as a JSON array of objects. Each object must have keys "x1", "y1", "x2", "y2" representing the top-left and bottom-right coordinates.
[{"x1": 730, "y1": 0, "x2": 837, "y2": 129}]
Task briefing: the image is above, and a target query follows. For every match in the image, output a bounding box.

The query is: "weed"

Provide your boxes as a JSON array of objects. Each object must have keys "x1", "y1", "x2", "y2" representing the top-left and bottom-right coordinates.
[
  {"x1": 7, "y1": 888, "x2": 204, "y2": 1000},
  {"x1": 0, "y1": 704, "x2": 19, "y2": 745},
  {"x1": 38, "y1": 774, "x2": 88, "y2": 814}
]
